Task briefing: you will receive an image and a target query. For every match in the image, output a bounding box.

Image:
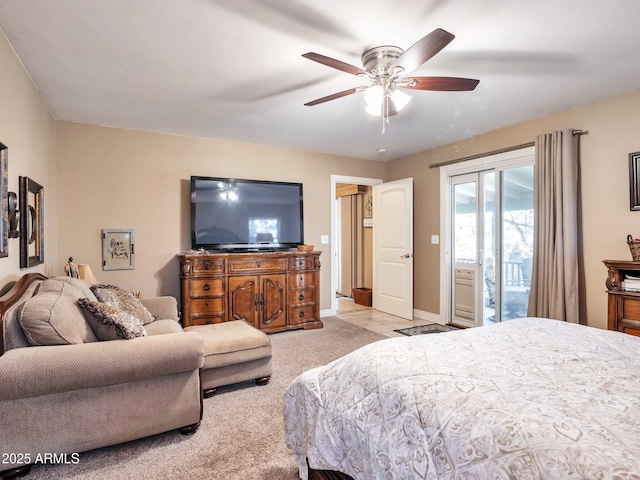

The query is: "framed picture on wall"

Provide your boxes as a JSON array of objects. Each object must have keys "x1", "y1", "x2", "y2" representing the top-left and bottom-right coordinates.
[
  {"x1": 0, "y1": 142, "x2": 7, "y2": 258},
  {"x1": 19, "y1": 176, "x2": 44, "y2": 268},
  {"x1": 629, "y1": 151, "x2": 640, "y2": 211},
  {"x1": 102, "y1": 228, "x2": 135, "y2": 270}
]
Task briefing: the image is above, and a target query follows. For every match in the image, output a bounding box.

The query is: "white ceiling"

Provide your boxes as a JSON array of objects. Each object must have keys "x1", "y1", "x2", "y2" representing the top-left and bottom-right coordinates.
[{"x1": 1, "y1": 0, "x2": 640, "y2": 161}]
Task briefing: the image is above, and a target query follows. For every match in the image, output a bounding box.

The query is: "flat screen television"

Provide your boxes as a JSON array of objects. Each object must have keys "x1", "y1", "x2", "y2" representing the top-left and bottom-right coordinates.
[{"x1": 191, "y1": 176, "x2": 304, "y2": 251}]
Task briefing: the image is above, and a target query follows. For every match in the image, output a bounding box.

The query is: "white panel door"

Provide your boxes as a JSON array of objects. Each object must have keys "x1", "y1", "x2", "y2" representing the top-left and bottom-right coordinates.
[{"x1": 373, "y1": 178, "x2": 413, "y2": 319}]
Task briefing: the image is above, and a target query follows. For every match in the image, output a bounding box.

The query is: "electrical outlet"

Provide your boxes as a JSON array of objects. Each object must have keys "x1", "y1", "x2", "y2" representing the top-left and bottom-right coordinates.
[{"x1": 320, "y1": 235, "x2": 329, "y2": 244}]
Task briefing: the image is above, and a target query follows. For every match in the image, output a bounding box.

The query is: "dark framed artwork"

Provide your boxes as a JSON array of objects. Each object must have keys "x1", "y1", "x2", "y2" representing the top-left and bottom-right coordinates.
[
  {"x1": 630, "y1": 151, "x2": 640, "y2": 211},
  {"x1": 102, "y1": 228, "x2": 135, "y2": 270},
  {"x1": 0, "y1": 143, "x2": 7, "y2": 258},
  {"x1": 19, "y1": 176, "x2": 44, "y2": 268}
]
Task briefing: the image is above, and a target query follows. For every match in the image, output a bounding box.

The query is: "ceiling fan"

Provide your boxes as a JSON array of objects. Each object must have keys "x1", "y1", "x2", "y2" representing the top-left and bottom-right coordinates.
[{"x1": 302, "y1": 28, "x2": 479, "y2": 133}]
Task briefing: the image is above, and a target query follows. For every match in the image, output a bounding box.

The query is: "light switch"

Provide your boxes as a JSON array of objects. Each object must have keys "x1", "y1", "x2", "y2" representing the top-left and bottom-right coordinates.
[
  {"x1": 320, "y1": 235, "x2": 329, "y2": 244},
  {"x1": 431, "y1": 235, "x2": 439, "y2": 245}
]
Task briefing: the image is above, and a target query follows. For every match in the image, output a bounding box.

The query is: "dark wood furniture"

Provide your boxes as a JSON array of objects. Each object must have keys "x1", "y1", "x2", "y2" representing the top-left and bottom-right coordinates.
[
  {"x1": 604, "y1": 259, "x2": 640, "y2": 337},
  {"x1": 308, "y1": 465, "x2": 354, "y2": 480},
  {"x1": 178, "y1": 250, "x2": 323, "y2": 333}
]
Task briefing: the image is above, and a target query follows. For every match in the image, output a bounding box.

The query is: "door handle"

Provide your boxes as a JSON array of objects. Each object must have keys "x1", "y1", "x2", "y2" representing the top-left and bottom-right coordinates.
[{"x1": 400, "y1": 253, "x2": 413, "y2": 259}]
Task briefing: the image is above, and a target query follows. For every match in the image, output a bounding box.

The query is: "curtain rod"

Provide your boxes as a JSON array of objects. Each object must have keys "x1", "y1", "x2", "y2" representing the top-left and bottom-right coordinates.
[{"x1": 428, "y1": 129, "x2": 588, "y2": 169}]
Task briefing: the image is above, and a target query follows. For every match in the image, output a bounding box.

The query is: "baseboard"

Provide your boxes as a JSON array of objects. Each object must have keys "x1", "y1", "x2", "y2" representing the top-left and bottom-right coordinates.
[
  {"x1": 322, "y1": 306, "x2": 442, "y2": 324},
  {"x1": 413, "y1": 308, "x2": 443, "y2": 325}
]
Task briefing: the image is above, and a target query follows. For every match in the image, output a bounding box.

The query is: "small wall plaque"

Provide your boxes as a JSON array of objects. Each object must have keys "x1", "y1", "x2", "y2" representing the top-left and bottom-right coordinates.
[{"x1": 102, "y1": 228, "x2": 135, "y2": 270}]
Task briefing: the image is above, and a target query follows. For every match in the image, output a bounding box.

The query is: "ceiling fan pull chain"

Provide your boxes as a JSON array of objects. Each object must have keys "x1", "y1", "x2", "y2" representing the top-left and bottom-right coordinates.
[{"x1": 382, "y1": 95, "x2": 387, "y2": 134}]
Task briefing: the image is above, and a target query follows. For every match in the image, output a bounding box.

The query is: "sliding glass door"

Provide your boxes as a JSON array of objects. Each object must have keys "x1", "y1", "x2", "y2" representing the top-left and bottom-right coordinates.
[{"x1": 448, "y1": 162, "x2": 534, "y2": 326}]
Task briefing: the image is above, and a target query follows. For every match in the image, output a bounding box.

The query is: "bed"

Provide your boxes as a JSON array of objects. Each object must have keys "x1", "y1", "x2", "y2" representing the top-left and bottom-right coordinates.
[{"x1": 283, "y1": 317, "x2": 640, "y2": 479}]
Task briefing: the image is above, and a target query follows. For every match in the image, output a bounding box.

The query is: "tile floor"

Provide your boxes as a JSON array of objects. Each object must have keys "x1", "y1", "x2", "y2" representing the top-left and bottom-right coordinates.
[{"x1": 334, "y1": 296, "x2": 423, "y2": 338}]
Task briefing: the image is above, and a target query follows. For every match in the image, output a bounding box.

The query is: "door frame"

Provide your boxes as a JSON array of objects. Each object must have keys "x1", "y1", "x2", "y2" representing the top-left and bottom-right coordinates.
[
  {"x1": 439, "y1": 146, "x2": 535, "y2": 325},
  {"x1": 330, "y1": 174, "x2": 383, "y2": 316}
]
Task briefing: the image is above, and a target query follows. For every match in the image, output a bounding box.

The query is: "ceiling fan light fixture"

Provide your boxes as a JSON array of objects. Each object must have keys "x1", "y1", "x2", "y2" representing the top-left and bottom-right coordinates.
[
  {"x1": 364, "y1": 85, "x2": 384, "y2": 109},
  {"x1": 302, "y1": 28, "x2": 476, "y2": 134},
  {"x1": 390, "y1": 88, "x2": 411, "y2": 111},
  {"x1": 365, "y1": 103, "x2": 382, "y2": 116},
  {"x1": 364, "y1": 84, "x2": 411, "y2": 116}
]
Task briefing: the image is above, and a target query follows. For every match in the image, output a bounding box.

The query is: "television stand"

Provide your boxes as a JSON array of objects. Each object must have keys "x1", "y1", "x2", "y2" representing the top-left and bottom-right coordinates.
[{"x1": 178, "y1": 250, "x2": 323, "y2": 333}]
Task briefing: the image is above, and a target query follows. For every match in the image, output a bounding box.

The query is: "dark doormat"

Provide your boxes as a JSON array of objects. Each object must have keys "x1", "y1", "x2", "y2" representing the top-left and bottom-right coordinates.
[{"x1": 394, "y1": 323, "x2": 462, "y2": 336}]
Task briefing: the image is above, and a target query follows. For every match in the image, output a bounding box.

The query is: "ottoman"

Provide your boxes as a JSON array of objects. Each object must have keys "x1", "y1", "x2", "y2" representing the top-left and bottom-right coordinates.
[{"x1": 184, "y1": 320, "x2": 272, "y2": 398}]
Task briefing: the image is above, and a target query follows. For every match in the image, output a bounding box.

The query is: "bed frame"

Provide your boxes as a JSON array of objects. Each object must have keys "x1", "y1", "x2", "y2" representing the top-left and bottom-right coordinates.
[{"x1": 307, "y1": 460, "x2": 354, "y2": 480}]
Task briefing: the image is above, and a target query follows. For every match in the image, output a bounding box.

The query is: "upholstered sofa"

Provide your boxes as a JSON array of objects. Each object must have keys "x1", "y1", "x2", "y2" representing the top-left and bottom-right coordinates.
[{"x1": 0, "y1": 273, "x2": 205, "y2": 479}]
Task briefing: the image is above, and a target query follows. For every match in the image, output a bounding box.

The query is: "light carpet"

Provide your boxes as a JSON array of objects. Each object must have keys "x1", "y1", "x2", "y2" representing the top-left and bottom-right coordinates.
[{"x1": 24, "y1": 316, "x2": 385, "y2": 480}]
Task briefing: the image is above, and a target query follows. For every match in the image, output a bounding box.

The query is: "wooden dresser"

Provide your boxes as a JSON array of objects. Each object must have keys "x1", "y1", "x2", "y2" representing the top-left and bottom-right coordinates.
[
  {"x1": 603, "y1": 259, "x2": 640, "y2": 337},
  {"x1": 178, "y1": 251, "x2": 323, "y2": 333}
]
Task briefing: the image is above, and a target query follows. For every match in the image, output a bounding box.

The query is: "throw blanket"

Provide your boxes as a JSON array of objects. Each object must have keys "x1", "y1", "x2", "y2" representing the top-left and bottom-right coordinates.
[{"x1": 284, "y1": 318, "x2": 640, "y2": 479}]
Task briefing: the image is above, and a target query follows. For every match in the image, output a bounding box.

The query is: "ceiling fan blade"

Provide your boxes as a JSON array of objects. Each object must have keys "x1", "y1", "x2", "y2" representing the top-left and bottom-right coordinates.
[
  {"x1": 390, "y1": 28, "x2": 455, "y2": 74},
  {"x1": 303, "y1": 52, "x2": 368, "y2": 77},
  {"x1": 402, "y1": 76, "x2": 479, "y2": 91},
  {"x1": 304, "y1": 87, "x2": 361, "y2": 106}
]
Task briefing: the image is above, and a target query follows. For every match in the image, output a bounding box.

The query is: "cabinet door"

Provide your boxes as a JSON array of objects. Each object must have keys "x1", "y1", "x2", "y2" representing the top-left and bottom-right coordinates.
[
  {"x1": 261, "y1": 274, "x2": 286, "y2": 330},
  {"x1": 229, "y1": 276, "x2": 259, "y2": 327}
]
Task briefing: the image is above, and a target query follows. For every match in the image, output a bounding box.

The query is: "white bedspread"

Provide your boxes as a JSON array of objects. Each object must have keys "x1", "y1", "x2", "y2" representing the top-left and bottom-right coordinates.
[{"x1": 283, "y1": 318, "x2": 640, "y2": 479}]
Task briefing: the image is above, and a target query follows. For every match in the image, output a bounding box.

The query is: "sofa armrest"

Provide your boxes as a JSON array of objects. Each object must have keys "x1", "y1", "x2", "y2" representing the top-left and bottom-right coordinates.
[
  {"x1": 0, "y1": 332, "x2": 204, "y2": 401},
  {"x1": 141, "y1": 296, "x2": 179, "y2": 321}
]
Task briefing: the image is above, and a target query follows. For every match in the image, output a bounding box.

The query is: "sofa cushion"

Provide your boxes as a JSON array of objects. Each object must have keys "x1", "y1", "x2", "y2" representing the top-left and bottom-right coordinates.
[
  {"x1": 144, "y1": 319, "x2": 184, "y2": 336},
  {"x1": 91, "y1": 284, "x2": 155, "y2": 325},
  {"x1": 19, "y1": 279, "x2": 98, "y2": 346},
  {"x1": 52, "y1": 276, "x2": 97, "y2": 301},
  {"x1": 2, "y1": 280, "x2": 42, "y2": 351},
  {"x1": 78, "y1": 298, "x2": 147, "y2": 340}
]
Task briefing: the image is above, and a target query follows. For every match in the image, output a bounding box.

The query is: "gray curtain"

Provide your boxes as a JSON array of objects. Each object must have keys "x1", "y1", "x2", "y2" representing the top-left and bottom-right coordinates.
[{"x1": 527, "y1": 129, "x2": 581, "y2": 323}]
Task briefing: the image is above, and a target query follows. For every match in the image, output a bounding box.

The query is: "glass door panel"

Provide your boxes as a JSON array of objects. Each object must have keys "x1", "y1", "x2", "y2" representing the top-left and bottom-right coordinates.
[
  {"x1": 453, "y1": 181, "x2": 477, "y2": 264},
  {"x1": 501, "y1": 165, "x2": 534, "y2": 320},
  {"x1": 452, "y1": 177, "x2": 478, "y2": 327}
]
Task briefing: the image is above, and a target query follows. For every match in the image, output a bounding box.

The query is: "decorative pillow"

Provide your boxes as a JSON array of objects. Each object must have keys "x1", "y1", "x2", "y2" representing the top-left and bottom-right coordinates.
[
  {"x1": 78, "y1": 298, "x2": 147, "y2": 340},
  {"x1": 90, "y1": 284, "x2": 155, "y2": 325},
  {"x1": 19, "y1": 280, "x2": 98, "y2": 346},
  {"x1": 52, "y1": 276, "x2": 97, "y2": 301}
]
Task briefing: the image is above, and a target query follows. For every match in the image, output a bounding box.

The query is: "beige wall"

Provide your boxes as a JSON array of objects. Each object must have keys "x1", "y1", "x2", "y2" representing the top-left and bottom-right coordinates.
[
  {"x1": 56, "y1": 122, "x2": 386, "y2": 309},
  {"x1": 0, "y1": 30, "x2": 57, "y2": 286},
  {"x1": 388, "y1": 89, "x2": 640, "y2": 330}
]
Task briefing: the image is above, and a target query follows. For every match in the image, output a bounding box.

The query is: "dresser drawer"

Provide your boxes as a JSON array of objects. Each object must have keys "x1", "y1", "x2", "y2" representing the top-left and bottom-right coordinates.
[
  {"x1": 289, "y1": 272, "x2": 316, "y2": 288},
  {"x1": 290, "y1": 287, "x2": 315, "y2": 306},
  {"x1": 289, "y1": 305, "x2": 316, "y2": 324},
  {"x1": 190, "y1": 278, "x2": 224, "y2": 297},
  {"x1": 228, "y1": 257, "x2": 286, "y2": 273},
  {"x1": 191, "y1": 257, "x2": 225, "y2": 275},
  {"x1": 619, "y1": 319, "x2": 640, "y2": 337},
  {"x1": 190, "y1": 297, "x2": 224, "y2": 315},
  {"x1": 289, "y1": 256, "x2": 316, "y2": 271},
  {"x1": 622, "y1": 297, "x2": 640, "y2": 320},
  {"x1": 188, "y1": 315, "x2": 224, "y2": 326}
]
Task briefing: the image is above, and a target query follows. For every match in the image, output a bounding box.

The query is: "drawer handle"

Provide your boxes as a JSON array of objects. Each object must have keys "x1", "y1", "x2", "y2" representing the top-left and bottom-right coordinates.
[
  {"x1": 299, "y1": 311, "x2": 305, "y2": 318},
  {"x1": 298, "y1": 294, "x2": 305, "y2": 301},
  {"x1": 203, "y1": 260, "x2": 212, "y2": 270},
  {"x1": 205, "y1": 301, "x2": 209, "y2": 307},
  {"x1": 256, "y1": 261, "x2": 262, "y2": 268},
  {"x1": 203, "y1": 284, "x2": 211, "y2": 291}
]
